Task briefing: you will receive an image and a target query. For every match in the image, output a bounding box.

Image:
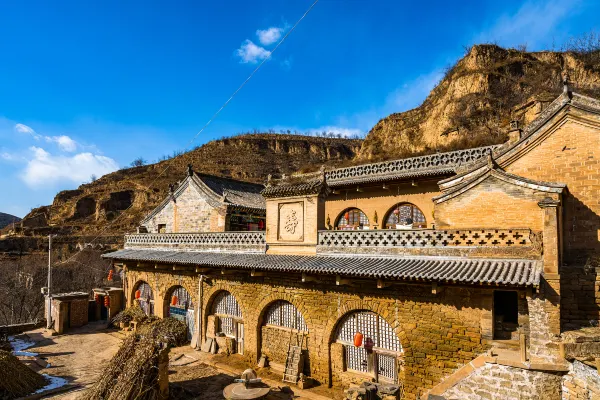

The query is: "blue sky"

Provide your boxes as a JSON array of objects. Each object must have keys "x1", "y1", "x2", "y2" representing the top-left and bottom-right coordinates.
[{"x1": 1, "y1": 0, "x2": 599, "y2": 217}]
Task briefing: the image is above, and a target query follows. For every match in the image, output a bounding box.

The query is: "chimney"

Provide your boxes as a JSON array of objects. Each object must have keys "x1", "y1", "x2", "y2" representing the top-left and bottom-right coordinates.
[{"x1": 508, "y1": 120, "x2": 522, "y2": 144}]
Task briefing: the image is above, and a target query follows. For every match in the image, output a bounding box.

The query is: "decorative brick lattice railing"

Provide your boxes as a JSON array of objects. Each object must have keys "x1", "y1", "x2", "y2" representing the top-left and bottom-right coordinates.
[
  {"x1": 318, "y1": 229, "x2": 533, "y2": 249},
  {"x1": 324, "y1": 145, "x2": 499, "y2": 184},
  {"x1": 125, "y1": 232, "x2": 266, "y2": 253}
]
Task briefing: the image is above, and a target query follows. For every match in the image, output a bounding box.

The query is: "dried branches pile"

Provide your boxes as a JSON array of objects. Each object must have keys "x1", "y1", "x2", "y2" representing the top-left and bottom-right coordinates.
[
  {"x1": 137, "y1": 317, "x2": 187, "y2": 347},
  {"x1": 79, "y1": 335, "x2": 164, "y2": 400},
  {"x1": 0, "y1": 350, "x2": 47, "y2": 400},
  {"x1": 110, "y1": 305, "x2": 156, "y2": 327}
]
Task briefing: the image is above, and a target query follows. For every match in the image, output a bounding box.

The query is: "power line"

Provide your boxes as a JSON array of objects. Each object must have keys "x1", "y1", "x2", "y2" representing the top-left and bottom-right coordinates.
[{"x1": 56, "y1": 0, "x2": 320, "y2": 266}]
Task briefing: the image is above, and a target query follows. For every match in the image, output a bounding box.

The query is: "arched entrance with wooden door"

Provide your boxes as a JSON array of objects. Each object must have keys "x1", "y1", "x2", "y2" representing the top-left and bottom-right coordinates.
[
  {"x1": 133, "y1": 281, "x2": 154, "y2": 316},
  {"x1": 165, "y1": 285, "x2": 194, "y2": 341},
  {"x1": 210, "y1": 290, "x2": 244, "y2": 355}
]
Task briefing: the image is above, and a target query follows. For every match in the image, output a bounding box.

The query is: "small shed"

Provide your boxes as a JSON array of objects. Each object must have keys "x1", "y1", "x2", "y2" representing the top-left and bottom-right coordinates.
[
  {"x1": 91, "y1": 287, "x2": 124, "y2": 322},
  {"x1": 46, "y1": 292, "x2": 90, "y2": 334}
]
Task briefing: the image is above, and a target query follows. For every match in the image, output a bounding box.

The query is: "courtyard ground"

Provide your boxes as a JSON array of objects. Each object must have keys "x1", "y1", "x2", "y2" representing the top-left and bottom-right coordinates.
[{"x1": 12, "y1": 323, "x2": 343, "y2": 399}]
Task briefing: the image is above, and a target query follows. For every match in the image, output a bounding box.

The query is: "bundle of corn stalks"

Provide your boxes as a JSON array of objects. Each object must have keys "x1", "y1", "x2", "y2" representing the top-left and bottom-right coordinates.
[
  {"x1": 79, "y1": 335, "x2": 166, "y2": 400},
  {"x1": 0, "y1": 350, "x2": 47, "y2": 400},
  {"x1": 137, "y1": 317, "x2": 188, "y2": 347},
  {"x1": 110, "y1": 304, "x2": 156, "y2": 327}
]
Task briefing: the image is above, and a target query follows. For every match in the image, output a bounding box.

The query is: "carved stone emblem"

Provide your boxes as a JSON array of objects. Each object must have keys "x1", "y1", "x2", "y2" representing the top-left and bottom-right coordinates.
[
  {"x1": 285, "y1": 210, "x2": 298, "y2": 234},
  {"x1": 278, "y1": 202, "x2": 304, "y2": 241}
]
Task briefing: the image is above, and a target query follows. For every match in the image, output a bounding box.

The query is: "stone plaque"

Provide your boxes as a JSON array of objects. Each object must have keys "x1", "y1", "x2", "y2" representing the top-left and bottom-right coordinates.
[{"x1": 278, "y1": 201, "x2": 304, "y2": 241}]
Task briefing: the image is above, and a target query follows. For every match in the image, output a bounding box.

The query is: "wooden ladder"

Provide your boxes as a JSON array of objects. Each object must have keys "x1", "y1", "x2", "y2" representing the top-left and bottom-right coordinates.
[{"x1": 282, "y1": 330, "x2": 304, "y2": 384}]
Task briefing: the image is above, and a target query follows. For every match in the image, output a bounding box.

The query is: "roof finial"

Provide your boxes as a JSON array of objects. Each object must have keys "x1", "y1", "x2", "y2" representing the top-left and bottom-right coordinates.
[
  {"x1": 319, "y1": 165, "x2": 327, "y2": 183},
  {"x1": 487, "y1": 149, "x2": 495, "y2": 169},
  {"x1": 187, "y1": 164, "x2": 194, "y2": 177},
  {"x1": 562, "y1": 69, "x2": 571, "y2": 95},
  {"x1": 266, "y1": 174, "x2": 272, "y2": 187}
]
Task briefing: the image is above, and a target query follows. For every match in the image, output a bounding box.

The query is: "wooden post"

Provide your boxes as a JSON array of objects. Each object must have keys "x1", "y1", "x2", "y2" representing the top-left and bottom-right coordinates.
[{"x1": 157, "y1": 344, "x2": 170, "y2": 400}]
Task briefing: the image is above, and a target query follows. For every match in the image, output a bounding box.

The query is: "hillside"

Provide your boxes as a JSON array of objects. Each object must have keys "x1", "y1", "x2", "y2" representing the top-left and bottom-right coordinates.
[
  {"x1": 358, "y1": 44, "x2": 600, "y2": 161},
  {"x1": 0, "y1": 212, "x2": 20, "y2": 229},
  {"x1": 15, "y1": 134, "x2": 361, "y2": 236}
]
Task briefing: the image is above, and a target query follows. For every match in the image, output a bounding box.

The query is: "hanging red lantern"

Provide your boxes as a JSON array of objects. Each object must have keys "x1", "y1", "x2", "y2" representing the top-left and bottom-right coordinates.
[
  {"x1": 104, "y1": 296, "x2": 110, "y2": 307},
  {"x1": 171, "y1": 295, "x2": 178, "y2": 306},
  {"x1": 135, "y1": 290, "x2": 141, "y2": 299},
  {"x1": 345, "y1": 211, "x2": 350, "y2": 221},
  {"x1": 107, "y1": 270, "x2": 114, "y2": 281},
  {"x1": 94, "y1": 294, "x2": 100, "y2": 304},
  {"x1": 354, "y1": 332, "x2": 364, "y2": 347},
  {"x1": 258, "y1": 219, "x2": 265, "y2": 230}
]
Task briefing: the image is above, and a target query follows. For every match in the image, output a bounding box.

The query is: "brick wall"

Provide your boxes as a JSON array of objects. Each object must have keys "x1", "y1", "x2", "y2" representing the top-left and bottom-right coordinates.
[
  {"x1": 125, "y1": 267, "x2": 497, "y2": 399},
  {"x1": 435, "y1": 176, "x2": 546, "y2": 230},
  {"x1": 69, "y1": 299, "x2": 88, "y2": 328},
  {"x1": 506, "y1": 116, "x2": 600, "y2": 263},
  {"x1": 324, "y1": 181, "x2": 439, "y2": 230},
  {"x1": 260, "y1": 325, "x2": 309, "y2": 374},
  {"x1": 562, "y1": 360, "x2": 600, "y2": 399}
]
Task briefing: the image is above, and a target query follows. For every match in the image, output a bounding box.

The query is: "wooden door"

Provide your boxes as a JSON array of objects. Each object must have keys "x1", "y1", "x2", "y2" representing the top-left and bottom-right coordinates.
[{"x1": 236, "y1": 322, "x2": 244, "y2": 355}]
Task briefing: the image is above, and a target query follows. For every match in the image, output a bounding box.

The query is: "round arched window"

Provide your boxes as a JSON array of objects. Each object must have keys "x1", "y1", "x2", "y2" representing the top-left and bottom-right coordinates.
[
  {"x1": 385, "y1": 203, "x2": 426, "y2": 229},
  {"x1": 337, "y1": 208, "x2": 369, "y2": 230}
]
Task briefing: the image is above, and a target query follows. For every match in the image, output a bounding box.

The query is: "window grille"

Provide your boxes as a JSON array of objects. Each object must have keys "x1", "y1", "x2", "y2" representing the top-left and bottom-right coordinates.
[
  {"x1": 136, "y1": 281, "x2": 154, "y2": 316},
  {"x1": 213, "y1": 291, "x2": 242, "y2": 318},
  {"x1": 219, "y1": 316, "x2": 234, "y2": 336},
  {"x1": 337, "y1": 208, "x2": 369, "y2": 229},
  {"x1": 336, "y1": 311, "x2": 401, "y2": 381},
  {"x1": 345, "y1": 345, "x2": 368, "y2": 373},
  {"x1": 377, "y1": 353, "x2": 397, "y2": 381},
  {"x1": 171, "y1": 286, "x2": 193, "y2": 309},
  {"x1": 265, "y1": 300, "x2": 308, "y2": 332},
  {"x1": 385, "y1": 203, "x2": 426, "y2": 228}
]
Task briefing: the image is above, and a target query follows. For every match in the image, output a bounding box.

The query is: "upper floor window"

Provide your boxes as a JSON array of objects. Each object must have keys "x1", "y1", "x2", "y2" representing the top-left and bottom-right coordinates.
[
  {"x1": 157, "y1": 224, "x2": 167, "y2": 233},
  {"x1": 385, "y1": 203, "x2": 426, "y2": 229},
  {"x1": 337, "y1": 208, "x2": 369, "y2": 230}
]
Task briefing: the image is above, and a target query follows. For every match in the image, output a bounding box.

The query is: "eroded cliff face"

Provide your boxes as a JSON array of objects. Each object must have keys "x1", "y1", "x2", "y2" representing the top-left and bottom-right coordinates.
[
  {"x1": 357, "y1": 45, "x2": 600, "y2": 161},
  {"x1": 14, "y1": 134, "x2": 361, "y2": 236}
]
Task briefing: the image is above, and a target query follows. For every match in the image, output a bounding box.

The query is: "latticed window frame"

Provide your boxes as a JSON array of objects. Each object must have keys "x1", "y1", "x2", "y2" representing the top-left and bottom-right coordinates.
[
  {"x1": 265, "y1": 300, "x2": 308, "y2": 332},
  {"x1": 337, "y1": 208, "x2": 370, "y2": 230},
  {"x1": 336, "y1": 311, "x2": 402, "y2": 382},
  {"x1": 169, "y1": 286, "x2": 194, "y2": 310},
  {"x1": 212, "y1": 291, "x2": 242, "y2": 318},
  {"x1": 385, "y1": 203, "x2": 427, "y2": 228}
]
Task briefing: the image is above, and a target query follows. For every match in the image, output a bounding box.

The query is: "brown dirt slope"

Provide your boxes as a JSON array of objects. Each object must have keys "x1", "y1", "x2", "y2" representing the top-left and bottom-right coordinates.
[
  {"x1": 14, "y1": 134, "x2": 361, "y2": 236},
  {"x1": 358, "y1": 44, "x2": 600, "y2": 161},
  {"x1": 0, "y1": 213, "x2": 21, "y2": 230}
]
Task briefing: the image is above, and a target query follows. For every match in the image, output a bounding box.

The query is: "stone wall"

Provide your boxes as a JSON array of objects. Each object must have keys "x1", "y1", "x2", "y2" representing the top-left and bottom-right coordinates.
[
  {"x1": 560, "y1": 266, "x2": 600, "y2": 331},
  {"x1": 144, "y1": 185, "x2": 223, "y2": 233},
  {"x1": 562, "y1": 360, "x2": 600, "y2": 399},
  {"x1": 260, "y1": 325, "x2": 308, "y2": 372},
  {"x1": 442, "y1": 363, "x2": 562, "y2": 400},
  {"x1": 125, "y1": 267, "x2": 499, "y2": 399},
  {"x1": 69, "y1": 299, "x2": 89, "y2": 328}
]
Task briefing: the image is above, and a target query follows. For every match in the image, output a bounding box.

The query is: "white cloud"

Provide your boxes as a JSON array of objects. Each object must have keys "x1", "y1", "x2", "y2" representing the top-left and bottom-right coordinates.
[
  {"x1": 476, "y1": 0, "x2": 578, "y2": 49},
  {"x1": 236, "y1": 40, "x2": 271, "y2": 64},
  {"x1": 14, "y1": 123, "x2": 42, "y2": 140},
  {"x1": 45, "y1": 135, "x2": 77, "y2": 152},
  {"x1": 1, "y1": 152, "x2": 15, "y2": 161},
  {"x1": 22, "y1": 146, "x2": 118, "y2": 187},
  {"x1": 256, "y1": 27, "x2": 283, "y2": 46}
]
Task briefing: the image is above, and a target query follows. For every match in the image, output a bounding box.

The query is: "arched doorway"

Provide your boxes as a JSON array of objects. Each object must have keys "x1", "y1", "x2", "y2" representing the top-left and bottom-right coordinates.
[
  {"x1": 260, "y1": 300, "x2": 309, "y2": 375},
  {"x1": 336, "y1": 208, "x2": 369, "y2": 230},
  {"x1": 211, "y1": 291, "x2": 244, "y2": 354},
  {"x1": 166, "y1": 285, "x2": 194, "y2": 341},
  {"x1": 384, "y1": 203, "x2": 426, "y2": 229},
  {"x1": 134, "y1": 281, "x2": 154, "y2": 316},
  {"x1": 334, "y1": 311, "x2": 402, "y2": 383}
]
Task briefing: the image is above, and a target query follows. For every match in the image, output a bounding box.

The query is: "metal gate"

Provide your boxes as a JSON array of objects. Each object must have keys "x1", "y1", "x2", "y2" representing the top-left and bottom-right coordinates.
[
  {"x1": 136, "y1": 282, "x2": 154, "y2": 316},
  {"x1": 168, "y1": 286, "x2": 194, "y2": 341}
]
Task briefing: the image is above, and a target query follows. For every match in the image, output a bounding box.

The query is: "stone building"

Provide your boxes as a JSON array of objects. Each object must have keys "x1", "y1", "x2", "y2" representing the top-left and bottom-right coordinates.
[
  {"x1": 139, "y1": 166, "x2": 266, "y2": 233},
  {"x1": 104, "y1": 84, "x2": 600, "y2": 399}
]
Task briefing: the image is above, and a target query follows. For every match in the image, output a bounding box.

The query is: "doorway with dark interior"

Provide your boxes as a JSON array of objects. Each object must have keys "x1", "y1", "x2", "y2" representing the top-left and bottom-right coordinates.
[{"x1": 493, "y1": 291, "x2": 519, "y2": 340}]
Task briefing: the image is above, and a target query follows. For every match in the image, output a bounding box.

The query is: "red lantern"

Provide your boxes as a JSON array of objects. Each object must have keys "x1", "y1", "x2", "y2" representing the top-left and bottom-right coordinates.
[
  {"x1": 354, "y1": 332, "x2": 363, "y2": 347},
  {"x1": 104, "y1": 296, "x2": 110, "y2": 307},
  {"x1": 171, "y1": 295, "x2": 178, "y2": 306},
  {"x1": 345, "y1": 212, "x2": 350, "y2": 221},
  {"x1": 135, "y1": 290, "x2": 141, "y2": 299},
  {"x1": 107, "y1": 270, "x2": 114, "y2": 281},
  {"x1": 258, "y1": 219, "x2": 265, "y2": 230},
  {"x1": 94, "y1": 294, "x2": 100, "y2": 304}
]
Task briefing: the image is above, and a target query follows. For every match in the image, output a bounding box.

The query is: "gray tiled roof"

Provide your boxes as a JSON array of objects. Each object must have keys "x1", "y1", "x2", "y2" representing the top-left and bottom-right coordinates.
[
  {"x1": 324, "y1": 145, "x2": 500, "y2": 187},
  {"x1": 103, "y1": 249, "x2": 541, "y2": 286},
  {"x1": 195, "y1": 173, "x2": 265, "y2": 210},
  {"x1": 262, "y1": 176, "x2": 329, "y2": 198}
]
